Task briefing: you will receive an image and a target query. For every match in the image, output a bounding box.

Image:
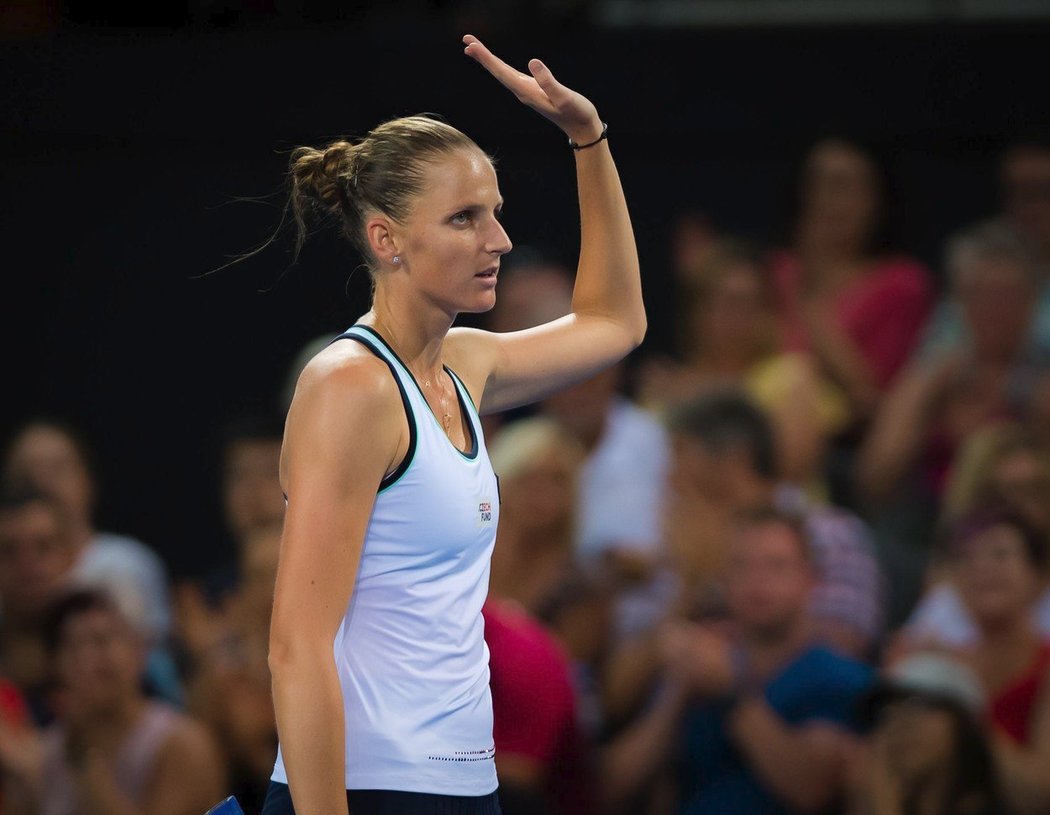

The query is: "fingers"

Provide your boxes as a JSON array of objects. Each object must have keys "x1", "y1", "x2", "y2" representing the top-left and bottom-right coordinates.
[
  {"x1": 527, "y1": 58, "x2": 563, "y2": 100},
  {"x1": 462, "y1": 34, "x2": 530, "y2": 89}
]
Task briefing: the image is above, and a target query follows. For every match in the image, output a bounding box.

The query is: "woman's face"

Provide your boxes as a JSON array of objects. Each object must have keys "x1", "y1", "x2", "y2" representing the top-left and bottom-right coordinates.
[
  {"x1": 55, "y1": 607, "x2": 144, "y2": 714},
  {"x1": 991, "y1": 450, "x2": 1050, "y2": 532},
  {"x1": 797, "y1": 139, "x2": 882, "y2": 252},
  {"x1": 393, "y1": 148, "x2": 512, "y2": 315},
  {"x1": 502, "y1": 448, "x2": 576, "y2": 535},
  {"x1": 875, "y1": 697, "x2": 956, "y2": 781},
  {"x1": 5, "y1": 424, "x2": 94, "y2": 524},
  {"x1": 955, "y1": 523, "x2": 1043, "y2": 624},
  {"x1": 692, "y1": 263, "x2": 770, "y2": 356},
  {"x1": 957, "y1": 258, "x2": 1034, "y2": 360}
]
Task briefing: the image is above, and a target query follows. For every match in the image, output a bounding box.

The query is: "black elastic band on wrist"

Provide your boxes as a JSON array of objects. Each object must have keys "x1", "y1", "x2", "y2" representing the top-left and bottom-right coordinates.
[{"x1": 568, "y1": 122, "x2": 608, "y2": 151}]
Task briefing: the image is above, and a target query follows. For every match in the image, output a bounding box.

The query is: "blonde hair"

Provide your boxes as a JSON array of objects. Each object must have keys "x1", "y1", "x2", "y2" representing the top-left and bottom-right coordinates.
[
  {"x1": 943, "y1": 420, "x2": 1048, "y2": 522},
  {"x1": 488, "y1": 416, "x2": 585, "y2": 481},
  {"x1": 288, "y1": 114, "x2": 485, "y2": 272}
]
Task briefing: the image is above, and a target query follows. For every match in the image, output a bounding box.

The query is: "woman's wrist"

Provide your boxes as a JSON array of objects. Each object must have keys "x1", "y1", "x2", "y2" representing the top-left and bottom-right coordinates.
[{"x1": 566, "y1": 117, "x2": 605, "y2": 147}]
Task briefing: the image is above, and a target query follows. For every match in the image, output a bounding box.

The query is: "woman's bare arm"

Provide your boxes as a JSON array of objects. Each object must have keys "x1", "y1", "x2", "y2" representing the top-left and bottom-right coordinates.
[
  {"x1": 268, "y1": 346, "x2": 405, "y2": 815},
  {"x1": 447, "y1": 36, "x2": 645, "y2": 414}
]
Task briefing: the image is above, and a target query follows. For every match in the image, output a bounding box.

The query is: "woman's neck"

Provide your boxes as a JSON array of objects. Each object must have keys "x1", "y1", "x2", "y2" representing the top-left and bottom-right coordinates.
[{"x1": 365, "y1": 289, "x2": 454, "y2": 377}]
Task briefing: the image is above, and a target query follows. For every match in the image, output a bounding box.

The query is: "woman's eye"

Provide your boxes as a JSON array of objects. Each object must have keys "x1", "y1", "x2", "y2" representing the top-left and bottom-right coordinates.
[{"x1": 452, "y1": 211, "x2": 471, "y2": 225}]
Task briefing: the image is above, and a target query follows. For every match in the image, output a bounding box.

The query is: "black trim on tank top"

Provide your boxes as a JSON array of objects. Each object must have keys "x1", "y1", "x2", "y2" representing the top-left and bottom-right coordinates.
[
  {"x1": 329, "y1": 331, "x2": 417, "y2": 492},
  {"x1": 354, "y1": 324, "x2": 478, "y2": 460}
]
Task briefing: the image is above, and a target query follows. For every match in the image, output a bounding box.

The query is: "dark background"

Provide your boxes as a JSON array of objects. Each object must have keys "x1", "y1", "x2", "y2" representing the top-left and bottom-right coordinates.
[{"x1": 4, "y1": 2, "x2": 1049, "y2": 579}]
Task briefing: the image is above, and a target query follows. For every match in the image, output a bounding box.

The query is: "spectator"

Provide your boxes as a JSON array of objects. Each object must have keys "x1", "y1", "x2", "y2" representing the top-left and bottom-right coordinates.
[
  {"x1": 482, "y1": 595, "x2": 598, "y2": 815},
  {"x1": 635, "y1": 236, "x2": 851, "y2": 493},
  {"x1": 602, "y1": 506, "x2": 875, "y2": 815},
  {"x1": 487, "y1": 416, "x2": 586, "y2": 616},
  {"x1": 172, "y1": 411, "x2": 286, "y2": 674},
  {"x1": 858, "y1": 220, "x2": 1050, "y2": 508},
  {"x1": 666, "y1": 388, "x2": 885, "y2": 658},
  {"x1": 0, "y1": 485, "x2": 78, "y2": 725},
  {"x1": 946, "y1": 506, "x2": 1050, "y2": 814},
  {"x1": 185, "y1": 521, "x2": 282, "y2": 815},
  {"x1": 855, "y1": 220, "x2": 1050, "y2": 622},
  {"x1": 539, "y1": 361, "x2": 673, "y2": 582},
  {"x1": 600, "y1": 388, "x2": 885, "y2": 738},
  {"x1": 769, "y1": 135, "x2": 934, "y2": 422},
  {"x1": 7, "y1": 587, "x2": 225, "y2": 815},
  {"x1": 1, "y1": 417, "x2": 178, "y2": 705},
  {"x1": 900, "y1": 423, "x2": 1050, "y2": 651},
  {"x1": 919, "y1": 133, "x2": 1050, "y2": 362},
  {"x1": 844, "y1": 650, "x2": 1008, "y2": 815}
]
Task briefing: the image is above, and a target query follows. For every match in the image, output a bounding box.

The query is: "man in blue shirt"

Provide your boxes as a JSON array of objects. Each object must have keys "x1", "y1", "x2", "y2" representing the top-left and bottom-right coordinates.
[{"x1": 601, "y1": 505, "x2": 875, "y2": 814}]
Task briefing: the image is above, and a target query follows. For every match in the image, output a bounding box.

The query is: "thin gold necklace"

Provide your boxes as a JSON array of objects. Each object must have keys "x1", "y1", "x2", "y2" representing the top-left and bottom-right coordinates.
[
  {"x1": 423, "y1": 372, "x2": 454, "y2": 438},
  {"x1": 370, "y1": 316, "x2": 453, "y2": 439}
]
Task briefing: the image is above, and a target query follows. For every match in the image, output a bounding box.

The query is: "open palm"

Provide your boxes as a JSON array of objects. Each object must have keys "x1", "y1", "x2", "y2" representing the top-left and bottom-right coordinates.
[{"x1": 462, "y1": 34, "x2": 602, "y2": 145}]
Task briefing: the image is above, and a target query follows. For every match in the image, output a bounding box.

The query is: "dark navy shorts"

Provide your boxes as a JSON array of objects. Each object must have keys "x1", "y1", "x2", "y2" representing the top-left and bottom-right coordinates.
[{"x1": 260, "y1": 781, "x2": 502, "y2": 815}]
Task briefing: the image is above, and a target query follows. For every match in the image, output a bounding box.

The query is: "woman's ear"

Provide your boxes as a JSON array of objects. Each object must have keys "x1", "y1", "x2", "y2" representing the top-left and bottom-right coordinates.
[{"x1": 365, "y1": 215, "x2": 401, "y2": 267}]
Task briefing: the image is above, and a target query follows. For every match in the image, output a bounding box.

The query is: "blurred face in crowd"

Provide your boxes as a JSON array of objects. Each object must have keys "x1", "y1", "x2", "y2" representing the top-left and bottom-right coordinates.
[
  {"x1": 483, "y1": 264, "x2": 573, "y2": 334},
  {"x1": 725, "y1": 519, "x2": 814, "y2": 639},
  {"x1": 873, "y1": 696, "x2": 957, "y2": 782},
  {"x1": 540, "y1": 365, "x2": 622, "y2": 448},
  {"x1": 0, "y1": 501, "x2": 75, "y2": 618},
  {"x1": 954, "y1": 523, "x2": 1043, "y2": 626},
  {"x1": 956, "y1": 256, "x2": 1035, "y2": 361},
  {"x1": 500, "y1": 447, "x2": 578, "y2": 538},
  {"x1": 4, "y1": 423, "x2": 94, "y2": 526},
  {"x1": 223, "y1": 438, "x2": 286, "y2": 544},
  {"x1": 239, "y1": 522, "x2": 282, "y2": 623},
  {"x1": 991, "y1": 448, "x2": 1050, "y2": 533},
  {"x1": 797, "y1": 138, "x2": 882, "y2": 255},
  {"x1": 1001, "y1": 147, "x2": 1050, "y2": 255},
  {"x1": 54, "y1": 603, "x2": 144, "y2": 714},
  {"x1": 668, "y1": 433, "x2": 729, "y2": 506},
  {"x1": 690, "y1": 261, "x2": 772, "y2": 361}
]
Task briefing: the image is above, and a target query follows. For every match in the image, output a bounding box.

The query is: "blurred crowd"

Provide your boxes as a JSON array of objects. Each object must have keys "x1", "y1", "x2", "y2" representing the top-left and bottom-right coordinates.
[{"x1": 2, "y1": 130, "x2": 1050, "y2": 815}]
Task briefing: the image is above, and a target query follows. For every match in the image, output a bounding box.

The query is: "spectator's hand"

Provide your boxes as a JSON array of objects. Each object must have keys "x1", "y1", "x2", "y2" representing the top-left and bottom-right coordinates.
[
  {"x1": 657, "y1": 618, "x2": 737, "y2": 698},
  {"x1": 864, "y1": 727, "x2": 906, "y2": 815},
  {"x1": 0, "y1": 715, "x2": 44, "y2": 791},
  {"x1": 462, "y1": 35, "x2": 603, "y2": 146}
]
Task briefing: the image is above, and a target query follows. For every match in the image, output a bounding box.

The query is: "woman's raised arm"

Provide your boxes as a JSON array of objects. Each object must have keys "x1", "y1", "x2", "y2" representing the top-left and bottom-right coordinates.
[{"x1": 447, "y1": 36, "x2": 646, "y2": 414}]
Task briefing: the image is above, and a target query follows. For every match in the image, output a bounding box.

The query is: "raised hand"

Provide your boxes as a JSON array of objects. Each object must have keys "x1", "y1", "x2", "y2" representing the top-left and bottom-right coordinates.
[{"x1": 462, "y1": 34, "x2": 602, "y2": 146}]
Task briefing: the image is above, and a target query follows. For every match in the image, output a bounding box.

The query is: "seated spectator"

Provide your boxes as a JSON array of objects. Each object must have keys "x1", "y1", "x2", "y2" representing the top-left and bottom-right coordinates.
[
  {"x1": 0, "y1": 485, "x2": 78, "y2": 725},
  {"x1": 1, "y1": 417, "x2": 179, "y2": 705},
  {"x1": 919, "y1": 132, "x2": 1050, "y2": 362},
  {"x1": 532, "y1": 566, "x2": 616, "y2": 746},
  {"x1": 635, "y1": 237, "x2": 850, "y2": 494},
  {"x1": 184, "y1": 521, "x2": 281, "y2": 815},
  {"x1": 946, "y1": 505, "x2": 1050, "y2": 814},
  {"x1": 600, "y1": 389, "x2": 885, "y2": 734},
  {"x1": 173, "y1": 411, "x2": 286, "y2": 677},
  {"x1": 901, "y1": 423, "x2": 1050, "y2": 650},
  {"x1": 5, "y1": 587, "x2": 225, "y2": 815},
  {"x1": 856, "y1": 220, "x2": 1050, "y2": 509},
  {"x1": 769, "y1": 135, "x2": 934, "y2": 422},
  {"x1": 844, "y1": 650, "x2": 1008, "y2": 815},
  {"x1": 539, "y1": 361, "x2": 673, "y2": 583},
  {"x1": 483, "y1": 595, "x2": 597, "y2": 815},
  {"x1": 602, "y1": 506, "x2": 875, "y2": 815},
  {"x1": 487, "y1": 416, "x2": 586, "y2": 616}
]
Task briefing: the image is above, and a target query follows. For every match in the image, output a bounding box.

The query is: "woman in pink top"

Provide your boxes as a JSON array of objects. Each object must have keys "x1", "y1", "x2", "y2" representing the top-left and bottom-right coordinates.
[{"x1": 771, "y1": 136, "x2": 934, "y2": 424}]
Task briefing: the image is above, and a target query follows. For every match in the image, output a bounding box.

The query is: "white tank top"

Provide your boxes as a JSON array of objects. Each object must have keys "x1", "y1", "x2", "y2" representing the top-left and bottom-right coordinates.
[{"x1": 271, "y1": 324, "x2": 500, "y2": 796}]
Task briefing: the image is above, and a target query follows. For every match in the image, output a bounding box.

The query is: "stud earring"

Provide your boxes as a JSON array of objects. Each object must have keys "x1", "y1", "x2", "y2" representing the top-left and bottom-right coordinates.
[{"x1": 392, "y1": 255, "x2": 401, "y2": 265}]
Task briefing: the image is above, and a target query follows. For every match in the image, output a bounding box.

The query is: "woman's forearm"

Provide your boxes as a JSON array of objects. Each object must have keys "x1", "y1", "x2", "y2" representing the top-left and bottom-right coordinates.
[
  {"x1": 570, "y1": 133, "x2": 646, "y2": 346},
  {"x1": 270, "y1": 655, "x2": 350, "y2": 815}
]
